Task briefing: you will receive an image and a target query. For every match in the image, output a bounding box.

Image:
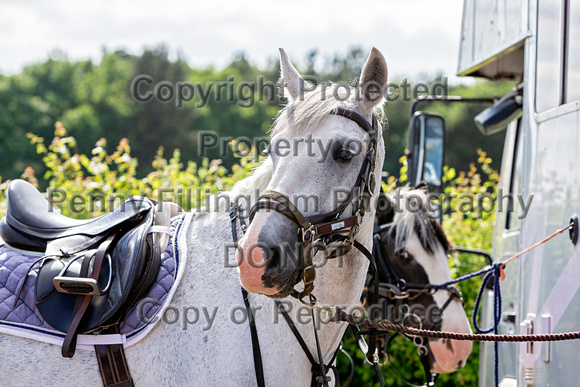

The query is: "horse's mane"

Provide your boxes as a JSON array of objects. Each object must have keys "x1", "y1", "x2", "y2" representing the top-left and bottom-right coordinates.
[
  {"x1": 230, "y1": 157, "x2": 273, "y2": 200},
  {"x1": 388, "y1": 188, "x2": 451, "y2": 256}
]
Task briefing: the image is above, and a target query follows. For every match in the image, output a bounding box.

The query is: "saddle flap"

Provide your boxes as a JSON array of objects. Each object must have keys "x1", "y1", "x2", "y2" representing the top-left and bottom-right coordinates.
[
  {"x1": 34, "y1": 197, "x2": 160, "y2": 335},
  {"x1": 35, "y1": 253, "x2": 112, "y2": 332}
]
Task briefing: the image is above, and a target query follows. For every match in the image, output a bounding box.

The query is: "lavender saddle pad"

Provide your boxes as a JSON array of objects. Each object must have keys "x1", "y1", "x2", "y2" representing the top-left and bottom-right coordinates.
[{"x1": 0, "y1": 214, "x2": 186, "y2": 350}]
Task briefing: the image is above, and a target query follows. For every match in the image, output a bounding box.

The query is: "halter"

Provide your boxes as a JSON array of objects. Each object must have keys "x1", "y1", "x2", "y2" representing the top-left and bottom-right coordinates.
[{"x1": 248, "y1": 107, "x2": 379, "y2": 304}]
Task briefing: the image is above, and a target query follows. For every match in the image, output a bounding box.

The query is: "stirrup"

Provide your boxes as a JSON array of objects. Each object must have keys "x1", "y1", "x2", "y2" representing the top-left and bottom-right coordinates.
[{"x1": 53, "y1": 253, "x2": 113, "y2": 296}]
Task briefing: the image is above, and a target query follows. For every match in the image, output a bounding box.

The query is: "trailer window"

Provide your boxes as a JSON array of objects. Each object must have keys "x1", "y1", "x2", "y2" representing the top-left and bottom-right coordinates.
[
  {"x1": 535, "y1": 0, "x2": 562, "y2": 112},
  {"x1": 566, "y1": 1, "x2": 580, "y2": 102},
  {"x1": 507, "y1": 121, "x2": 524, "y2": 230}
]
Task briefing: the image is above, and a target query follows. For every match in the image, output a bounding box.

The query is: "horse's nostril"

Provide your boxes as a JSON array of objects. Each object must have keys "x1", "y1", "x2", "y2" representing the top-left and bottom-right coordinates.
[
  {"x1": 261, "y1": 242, "x2": 304, "y2": 293},
  {"x1": 265, "y1": 246, "x2": 281, "y2": 268}
]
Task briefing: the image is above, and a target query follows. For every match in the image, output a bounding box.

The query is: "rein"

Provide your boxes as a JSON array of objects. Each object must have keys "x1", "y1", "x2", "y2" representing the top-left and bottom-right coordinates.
[{"x1": 231, "y1": 203, "x2": 376, "y2": 387}]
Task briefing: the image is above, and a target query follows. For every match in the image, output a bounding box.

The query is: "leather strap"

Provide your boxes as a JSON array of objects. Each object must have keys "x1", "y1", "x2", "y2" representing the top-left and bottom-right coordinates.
[
  {"x1": 241, "y1": 287, "x2": 266, "y2": 387},
  {"x1": 275, "y1": 300, "x2": 342, "y2": 387},
  {"x1": 230, "y1": 204, "x2": 266, "y2": 387},
  {"x1": 13, "y1": 255, "x2": 46, "y2": 307},
  {"x1": 349, "y1": 324, "x2": 385, "y2": 387},
  {"x1": 314, "y1": 216, "x2": 359, "y2": 236},
  {"x1": 62, "y1": 235, "x2": 114, "y2": 357},
  {"x1": 247, "y1": 108, "x2": 379, "y2": 301},
  {"x1": 332, "y1": 108, "x2": 376, "y2": 136},
  {"x1": 275, "y1": 301, "x2": 317, "y2": 365},
  {"x1": 95, "y1": 326, "x2": 134, "y2": 387},
  {"x1": 250, "y1": 190, "x2": 312, "y2": 231}
]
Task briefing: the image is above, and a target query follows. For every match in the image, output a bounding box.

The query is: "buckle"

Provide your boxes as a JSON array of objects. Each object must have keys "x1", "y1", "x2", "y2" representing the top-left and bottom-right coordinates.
[
  {"x1": 368, "y1": 171, "x2": 376, "y2": 196},
  {"x1": 229, "y1": 203, "x2": 237, "y2": 222},
  {"x1": 53, "y1": 253, "x2": 113, "y2": 296},
  {"x1": 300, "y1": 227, "x2": 315, "y2": 243}
]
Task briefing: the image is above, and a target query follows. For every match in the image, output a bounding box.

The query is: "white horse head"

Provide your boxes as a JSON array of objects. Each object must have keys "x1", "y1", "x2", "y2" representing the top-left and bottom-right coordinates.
[
  {"x1": 236, "y1": 48, "x2": 387, "y2": 306},
  {"x1": 372, "y1": 188, "x2": 473, "y2": 374}
]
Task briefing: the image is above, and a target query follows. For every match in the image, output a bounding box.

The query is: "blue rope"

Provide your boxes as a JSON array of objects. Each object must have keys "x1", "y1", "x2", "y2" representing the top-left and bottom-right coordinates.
[
  {"x1": 432, "y1": 264, "x2": 495, "y2": 291},
  {"x1": 472, "y1": 263, "x2": 502, "y2": 333}
]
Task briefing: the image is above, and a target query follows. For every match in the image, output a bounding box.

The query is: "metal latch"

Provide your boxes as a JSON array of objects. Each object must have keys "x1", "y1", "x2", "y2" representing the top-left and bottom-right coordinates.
[{"x1": 520, "y1": 313, "x2": 535, "y2": 386}]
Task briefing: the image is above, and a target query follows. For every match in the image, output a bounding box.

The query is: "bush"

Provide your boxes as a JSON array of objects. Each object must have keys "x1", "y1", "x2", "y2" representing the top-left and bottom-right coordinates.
[{"x1": 0, "y1": 122, "x2": 261, "y2": 219}]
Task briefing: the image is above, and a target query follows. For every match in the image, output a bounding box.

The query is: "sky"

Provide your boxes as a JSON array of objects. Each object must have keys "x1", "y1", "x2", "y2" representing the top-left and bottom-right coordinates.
[{"x1": 0, "y1": 0, "x2": 466, "y2": 82}]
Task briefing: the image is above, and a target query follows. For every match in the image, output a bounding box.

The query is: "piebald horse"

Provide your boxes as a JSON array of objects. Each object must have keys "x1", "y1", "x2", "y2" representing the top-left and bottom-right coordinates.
[{"x1": 360, "y1": 188, "x2": 473, "y2": 383}]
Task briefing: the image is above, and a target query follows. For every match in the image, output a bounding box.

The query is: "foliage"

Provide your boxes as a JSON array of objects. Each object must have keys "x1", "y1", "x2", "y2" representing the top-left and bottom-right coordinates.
[
  {"x1": 0, "y1": 126, "x2": 500, "y2": 387},
  {"x1": 433, "y1": 150, "x2": 499, "y2": 386},
  {"x1": 0, "y1": 123, "x2": 261, "y2": 220},
  {"x1": 0, "y1": 46, "x2": 277, "y2": 184},
  {"x1": 0, "y1": 45, "x2": 509, "y2": 385}
]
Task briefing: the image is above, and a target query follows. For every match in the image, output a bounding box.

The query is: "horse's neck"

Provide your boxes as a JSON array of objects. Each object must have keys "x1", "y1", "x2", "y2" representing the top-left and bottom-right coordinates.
[{"x1": 229, "y1": 158, "x2": 273, "y2": 204}]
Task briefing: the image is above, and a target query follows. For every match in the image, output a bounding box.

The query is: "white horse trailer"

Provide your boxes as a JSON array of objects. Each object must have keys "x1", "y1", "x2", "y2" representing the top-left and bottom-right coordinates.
[
  {"x1": 459, "y1": 0, "x2": 580, "y2": 385},
  {"x1": 409, "y1": 0, "x2": 580, "y2": 385}
]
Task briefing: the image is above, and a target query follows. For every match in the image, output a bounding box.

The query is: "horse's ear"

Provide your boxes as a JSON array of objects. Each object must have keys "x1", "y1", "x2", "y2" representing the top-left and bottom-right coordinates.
[
  {"x1": 357, "y1": 47, "x2": 388, "y2": 112},
  {"x1": 279, "y1": 48, "x2": 311, "y2": 101}
]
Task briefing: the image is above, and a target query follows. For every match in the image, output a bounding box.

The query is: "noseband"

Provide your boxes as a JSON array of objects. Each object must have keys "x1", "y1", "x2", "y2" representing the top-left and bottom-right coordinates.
[{"x1": 248, "y1": 107, "x2": 379, "y2": 303}]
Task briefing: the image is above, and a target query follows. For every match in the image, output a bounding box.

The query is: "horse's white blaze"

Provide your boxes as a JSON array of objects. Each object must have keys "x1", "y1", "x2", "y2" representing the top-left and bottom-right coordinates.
[{"x1": 405, "y1": 231, "x2": 473, "y2": 373}]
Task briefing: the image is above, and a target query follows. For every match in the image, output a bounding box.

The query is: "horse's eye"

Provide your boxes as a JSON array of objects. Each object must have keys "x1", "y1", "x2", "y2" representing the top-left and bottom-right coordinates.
[{"x1": 334, "y1": 149, "x2": 353, "y2": 162}]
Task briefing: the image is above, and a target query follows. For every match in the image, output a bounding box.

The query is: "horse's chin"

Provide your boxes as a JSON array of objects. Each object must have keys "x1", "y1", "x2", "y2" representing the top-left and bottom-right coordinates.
[
  {"x1": 429, "y1": 332, "x2": 473, "y2": 373},
  {"x1": 265, "y1": 288, "x2": 292, "y2": 299},
  {"x1": 262, "y1": 269, "x2": 302, "y2": 299},
  {"x1": 239, "y1": 283, "x2": 293, "y2": 298},
  {"x1": 240, "y1": 282, "x2": 281, "y2": 296},
  {"x1": 240, "y1": 268, "x2": 301, "y2": 298}
]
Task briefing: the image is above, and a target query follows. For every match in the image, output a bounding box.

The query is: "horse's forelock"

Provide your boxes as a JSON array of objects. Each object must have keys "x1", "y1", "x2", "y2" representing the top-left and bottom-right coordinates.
[{"x1": 389, "y1": 189, "x2": 451, "y2": 255}]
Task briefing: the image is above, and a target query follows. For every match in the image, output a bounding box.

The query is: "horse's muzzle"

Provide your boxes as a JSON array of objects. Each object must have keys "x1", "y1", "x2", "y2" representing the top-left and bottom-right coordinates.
[{"x1": 236, "y1": 210, "x2": 301, "y2": 296}]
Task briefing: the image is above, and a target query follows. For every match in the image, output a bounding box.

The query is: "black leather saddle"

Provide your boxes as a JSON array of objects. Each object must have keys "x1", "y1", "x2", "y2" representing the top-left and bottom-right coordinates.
[{"x1": 0, "y1": 179, "x2": 182, "y2": 358}]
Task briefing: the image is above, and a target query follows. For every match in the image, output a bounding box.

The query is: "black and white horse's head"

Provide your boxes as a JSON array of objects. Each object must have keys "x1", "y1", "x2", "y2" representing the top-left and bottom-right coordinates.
[{"x1": 369, "y1": 188, "x2": 472, "y2": 374}]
